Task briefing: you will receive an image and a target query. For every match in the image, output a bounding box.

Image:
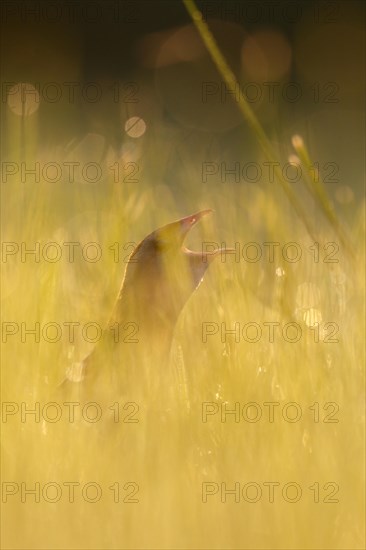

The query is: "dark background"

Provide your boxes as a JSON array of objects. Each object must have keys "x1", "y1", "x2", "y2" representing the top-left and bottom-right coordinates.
[{"x1": 1, "y1": 0, "x2": 365, "y2": 202}]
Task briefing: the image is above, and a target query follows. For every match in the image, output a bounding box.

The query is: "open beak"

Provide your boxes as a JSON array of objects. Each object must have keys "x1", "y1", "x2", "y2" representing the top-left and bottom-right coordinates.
[
  {"x1": 179, "y1": 209, "x2": 213, "y2": 239},
  {"x1": 180, "y1": 209, "x2": 234, "y2": 259}
]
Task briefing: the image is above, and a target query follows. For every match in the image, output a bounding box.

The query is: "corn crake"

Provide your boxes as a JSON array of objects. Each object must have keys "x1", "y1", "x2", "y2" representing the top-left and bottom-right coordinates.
[{"x1": 62, "y1": 209, "x2": 231, "y2": 403}]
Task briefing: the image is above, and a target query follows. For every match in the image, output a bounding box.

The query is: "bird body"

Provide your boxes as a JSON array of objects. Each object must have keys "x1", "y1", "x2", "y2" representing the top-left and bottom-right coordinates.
[{"x1": 62, "y1": 210, "x2": 228, "y2": 402}]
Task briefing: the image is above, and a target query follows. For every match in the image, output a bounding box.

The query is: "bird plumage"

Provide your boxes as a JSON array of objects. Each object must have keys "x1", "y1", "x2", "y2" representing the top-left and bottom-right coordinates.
[{"x1": 62, "y1": 210, "x2": 228, "y2": 401}]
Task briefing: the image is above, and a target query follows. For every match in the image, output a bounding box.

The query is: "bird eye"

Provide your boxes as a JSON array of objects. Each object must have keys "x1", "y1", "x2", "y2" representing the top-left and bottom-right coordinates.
[{"x1": 191, "y1": 218, "x2": 196, "y2": 224}]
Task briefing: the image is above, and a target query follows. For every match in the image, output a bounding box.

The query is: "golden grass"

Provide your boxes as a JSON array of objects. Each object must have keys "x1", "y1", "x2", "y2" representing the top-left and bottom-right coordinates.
[{"x1": 1, "y1": 5, "x2": 365, "y2": 549}]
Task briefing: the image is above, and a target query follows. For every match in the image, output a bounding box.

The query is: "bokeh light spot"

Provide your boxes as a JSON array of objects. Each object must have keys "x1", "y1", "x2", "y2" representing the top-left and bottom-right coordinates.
[
  {"x1": 241, "y1": 29, "x2": 292, "y2": 81},
  {"x1": 125, "y1": 116, "x2": 147, "y2": 138}
]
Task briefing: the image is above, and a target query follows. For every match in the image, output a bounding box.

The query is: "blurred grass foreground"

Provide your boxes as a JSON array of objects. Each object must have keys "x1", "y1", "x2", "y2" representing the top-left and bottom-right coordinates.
[{"x1": 1, "y1": 1, "x2": 365, "y2": 549}]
